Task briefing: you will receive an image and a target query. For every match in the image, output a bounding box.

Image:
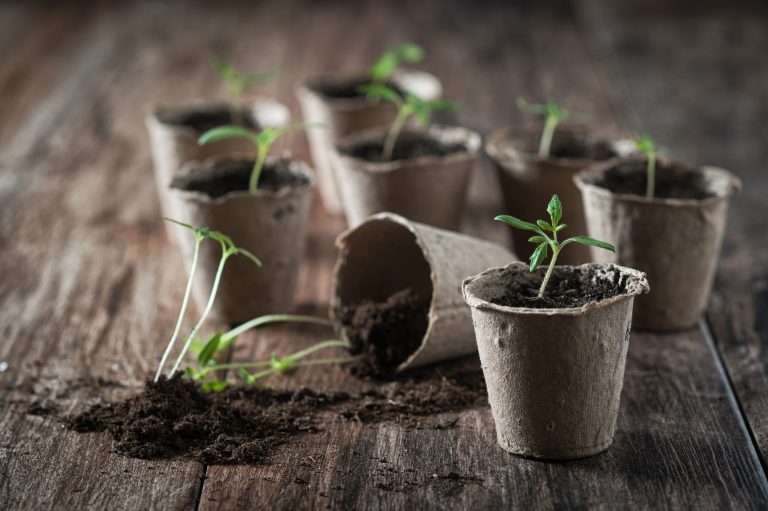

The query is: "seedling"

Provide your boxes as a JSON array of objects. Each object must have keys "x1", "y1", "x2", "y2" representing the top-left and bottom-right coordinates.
[
  {"x1": 198, "y1": 122, "x2": 323, "y2": 193},
  {"x1": 212, "y1": 54, "x2": 274, "y2": 126},
  {"x1": 495, "y1": 195, "x2": 615, "y2": 298},
  {"x1": 516, "y1": 98, "x2": 584, "y2": 158},
  {"x1": 358, "y1": 84, "x2": 457, "y2": 161},
  {"x1": 634, "y1": 135, "x2": 657, "y2": 198},
  {"x1": 368, "y1": 42, "x2": 424, "y2": 87}
]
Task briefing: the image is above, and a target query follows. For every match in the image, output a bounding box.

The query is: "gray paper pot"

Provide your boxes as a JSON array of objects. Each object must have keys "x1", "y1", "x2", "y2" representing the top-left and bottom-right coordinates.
[
  {"x1": 486, "y1": 125, "x2": 634, "y2": 264},
  {"x1": 331, "y1": 125, "x2": 480, "y2": 230},
  {"x1": 146, "y1": 99, "x2": 290, "y2": 237},
  {"x1": 169, "y1": 156, "x2": 314, "y2": 324},
  {"x1": 296, "y1": 69, "x2": 442, "y2": 216},
  {"x1": 330, "y1": 213, "x2": 514, "y2": 371},
  {"x1": 575, "y1": 160, "x2": 740, "y2": 330},
  {"x1": 462, "y1": 262, "x2": 649, "y2": 459}
]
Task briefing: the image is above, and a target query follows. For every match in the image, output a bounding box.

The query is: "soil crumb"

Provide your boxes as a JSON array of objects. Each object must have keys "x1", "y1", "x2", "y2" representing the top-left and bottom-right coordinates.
[
  {"x1": 340, "y1": 289, "x2": 430, "y2": 375},
  {"x1": 595, "y1": 161, "x2": 714, "y2": 200},
  {"x1": 345, "y1": 133, "x2": 466, "y2": 162}
]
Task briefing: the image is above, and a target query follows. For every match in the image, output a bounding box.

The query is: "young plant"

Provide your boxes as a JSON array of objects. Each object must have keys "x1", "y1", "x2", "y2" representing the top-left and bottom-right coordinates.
[
  {"x1": 212, "y1": 54, "x2": 274, "y2": 126},
  {"x1": 634, "y1": 135, "x2": 657, "y2": 198},
  {"x1": 357, "y1": 84, "x2": 457, "y2": 161},
  {"x1": 516, "y1": 97, "x2": 581, "y2": 158},
  {"x1": 495, "y1": 195, "x2": 616, "y2": 298},
  {"x1": 198, "y1": 122, "x2": 323, "y2": 193},
  {"x1": 368, "y1": 42, "x2": 424, "y2": 87}
]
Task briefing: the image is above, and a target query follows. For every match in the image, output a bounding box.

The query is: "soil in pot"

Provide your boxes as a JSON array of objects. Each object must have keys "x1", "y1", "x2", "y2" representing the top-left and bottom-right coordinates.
[
  {"x1": 344, "y1": 133, "x2": 467, "y2": 163},
  {"x1": 155, "y1": 106, "x2": 260, "y2": 133},
  {"x1": 177, "y1": 158, "x2": 310, "y2": 197},
  {"x1": 310, "y1": 78, "x2": 406, "y2": 100},
  {"x1": 594, "y1": 161, "x2": 715, "y2": 200}
]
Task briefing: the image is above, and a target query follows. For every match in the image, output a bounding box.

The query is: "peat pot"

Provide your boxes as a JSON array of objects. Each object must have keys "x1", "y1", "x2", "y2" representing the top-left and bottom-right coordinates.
[
  {"x1": 146, "y1": 99, "x2": 290, "y2": 236},
  {"x1": 297, "y1": 69, "x2": 442, "y2": 216},
  {"x1": 330, "y1": 213, "x2": 514, "y2": 373},
  {"x1": 575, "y1": 159, "x2": 741, "y2": 330},
  {"x1": 486, "y1": 124, "x2": 634, "y2": 264},
  {"x1": 169, "y1": 156, "x2": 315, "y2": 324},
  {"x1": 462, "y1": 262, "x2": 649, "y2": 459},
  {"x1": 331, "y1": 125, "x2": 480, "y2": 230}
]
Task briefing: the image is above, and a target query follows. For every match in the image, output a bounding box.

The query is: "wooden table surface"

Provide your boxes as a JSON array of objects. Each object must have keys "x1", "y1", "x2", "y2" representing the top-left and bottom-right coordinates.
[{"x1": 1, "y1": 0, "x2": 767, "y2": 509}]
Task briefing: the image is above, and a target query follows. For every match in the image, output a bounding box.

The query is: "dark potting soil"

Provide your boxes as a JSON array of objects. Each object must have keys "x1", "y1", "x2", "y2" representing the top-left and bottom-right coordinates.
[
  {"x1": 311, "y1": 78, "x2": 406, "y2": 100},
  {"x1": 158, "y1": 107, "x2": 258, "y2": 133},
  {"x1": 176, "y1": 159, "x2": 310, "y2": 198},
  {"x1": 596, "y1": 163, "x2": 714, "y2": 200},
  {"x1": 339, "y1": 289, "x2": 431, "y2": 375},
  {"x1": 492, "y1": 267, "x2": 626, "y2": 309},
  {"x1": 346, "y1": 135, "x2": 467, "y2": 163},
  {"x1": 64, "y1": 369, "x2": 487, "y2": 464},
  {"x1": 549, "y1": 137, "x2": 621, "y2": 161}
]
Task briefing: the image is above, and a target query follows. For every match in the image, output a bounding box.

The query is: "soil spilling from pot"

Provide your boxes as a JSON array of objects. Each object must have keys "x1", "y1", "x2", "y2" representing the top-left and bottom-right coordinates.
[
  {"x1": 346, "y1": 134, "x2": 466, "y2": 163},
  {"x1": 63, "y1": 367, "x2": 486, "y2": 465},
  {"x1": 174, "y1": 159, "x2": 310, "y2": 198},
  {"x1": 339, "y1": 289, "x2": 430, "y2": 375},
  {"x1": 157, "y1": 107, "x2": 258, "y2": 133},
  {"x1": 311, "y1": 79, "x2": 405, "y2": 100},
  {"x1": 492, "y1": 267, "x2": 627, "y2": 309},
  {"x1": 596, "y1": 163, "x2": 714, "y2": 200}
]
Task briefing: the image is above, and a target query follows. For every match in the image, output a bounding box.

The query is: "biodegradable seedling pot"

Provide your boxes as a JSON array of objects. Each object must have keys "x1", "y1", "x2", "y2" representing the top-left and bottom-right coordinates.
[
  {"x1": 331, "y1": 125, "x2": 480, "y2": 230},
  {"x1": 296, "y1": 69, "x2": 442, "y2": 216},
  {"x1": 169, "y1": 155, "x2": 315, "y2": 324},
  {"x1": 486, "y1": 124, "x2": 634, "y2": 264},
  {"x1": 330, "y1": 213, "x2": 514, "y2": 373},
  {"x1": 463, "y1": 262, "x2": 649, "y2": 459},
  {"x1": 575, "y1": 159, "x2": 741, "y2": 331},
  {"x1": 146, "y1": 99, "x2": 290, "y2": 235}
]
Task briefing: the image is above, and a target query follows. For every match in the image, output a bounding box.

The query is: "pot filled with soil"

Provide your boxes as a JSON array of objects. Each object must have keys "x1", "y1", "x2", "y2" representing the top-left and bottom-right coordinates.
[
  {"x1": 169, "y1": 155, "x2": 314, "y2": 324},
  {"x1": 486, "y1": 124, "x2": 634, "y2": 263},
  {"x1": 463, "y1": 262, "x2": 649, "y2": 459},
  {"x1": 296, "y1": 68, "x2": 442, "y2": 216},
  {"x1": 330, "y1": 212, "x2": 514, "y2": 375},
  {"x1": 574, "y1": 157, "x2": 740, "y2": 330}
]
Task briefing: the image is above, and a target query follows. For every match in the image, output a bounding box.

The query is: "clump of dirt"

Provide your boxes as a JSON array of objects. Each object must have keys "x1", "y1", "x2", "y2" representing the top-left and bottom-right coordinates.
[
  {"x1": 345, "y1": 135, "x2": 466, "y2": 162},
  {"x1": 596, "y1": 162, "x2": 714, "y2": 200},
  {"x1": 339, "y1": 289, "x2": 430, "y2": 375}
]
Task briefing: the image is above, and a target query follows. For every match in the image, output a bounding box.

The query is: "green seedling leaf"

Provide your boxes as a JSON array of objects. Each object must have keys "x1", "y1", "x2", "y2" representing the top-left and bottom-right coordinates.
[
  {"x1": 547, "y1": 194, "x2": 562, "y2": 225},
  {"x1": 555, "y1": 224, "x2": 567, "y2": 232},
  {"x1": 358, "y1": 84, "x2": 403, "y2": 104},
  {"x1": 238, "y1": 368, "x2": 256, "y2": 385},
  {"x1": 201, "y1": 379, "x2": 229, "y2": 392},
  {"x1": 517, "y1": 98, "x2": 585, "y2": 157},
  {"x1": 370, "y1": 42, "x2": 424, "y2": 82},
  {"x1": 566, "y1": 236, "x2": 616, "y2": 252},
  {"x1": 537, "y1": 220, "x2": 553, "y2": 232},
  {"x1": 495, "y1": 215, "x2": 542, "y2": 233},
  {"x1": 270, "y1": 354, "x2": 295, "y2": 374},
  {"x1": 530, "y1": 242, "x2": 548, "y2": 271},
  {"x1": 198, "y1": 125, "x2": 255, "y2": 146},
  {"x1": 634, "y1": 135, "x2": 657, "y2": 198},
  {"x1": 528, "y1": 235, "x2": 546, "y2": 244},
  {"x1": 197, "y1": 333, "x2": 222, "y2": 366}
]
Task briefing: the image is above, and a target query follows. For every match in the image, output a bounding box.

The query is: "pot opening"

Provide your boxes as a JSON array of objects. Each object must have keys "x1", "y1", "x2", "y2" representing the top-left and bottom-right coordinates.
[
  {"x1": 340, "y1": 130, "x2": 468, "y2": 163},
  {"x1": 308, "y1": 77, "x2": 406, "y2": 100},
  {"x1": 155, "y1": 105, "x2": 259, "y2": 133},
  {"x1": 334, "y1": 219, "x2": 434, "y2": 374},
  {"x1": 171, "y1": 158, "x2": 311, "y2": 198},
  {"x1": 496, "y1": 127, "x2": 625, "y2": 161}
]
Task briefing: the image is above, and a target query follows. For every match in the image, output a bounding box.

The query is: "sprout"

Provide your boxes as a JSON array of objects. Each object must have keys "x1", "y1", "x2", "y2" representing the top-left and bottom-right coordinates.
[
  {"x1": 212, "y1": 54, "x2": 274, "y2": 126},
  {"x1": 495, "y1": 195, "x2": 615, "y2": 298},
  {"x1": 634, "y1": 135, "x2": 657, "y2": 198},
  {"x1": 369, "y1": 42, "x2": 424, "y2": 86},
  {"x1": 516, "y1": 98, "x2": 584, "y2": 158}
]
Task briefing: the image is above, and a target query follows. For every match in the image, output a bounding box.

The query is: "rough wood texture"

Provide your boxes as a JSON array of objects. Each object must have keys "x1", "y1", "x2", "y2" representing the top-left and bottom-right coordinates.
[{"x1": 0, "y1": 0, "x2": 767, "y2": 509}]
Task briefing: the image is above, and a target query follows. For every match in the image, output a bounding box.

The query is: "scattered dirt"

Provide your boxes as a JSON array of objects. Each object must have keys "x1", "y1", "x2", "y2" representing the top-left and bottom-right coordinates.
[
  {"x1": 596, "y1": 161, "x2": 714, "y2": 200},
  {"x1": 345, "y1": 133, "x2": 466, "y2": 162},
  {"x1": 492, "y1": 267, "x2": 626, "y2": 309},
  {"x1": 157, "y1": 107, "x2": 258, "y2": 132},
  {"x1": 173, "y1": 158, "x2": 310, "y2": 198},
  {"x1": 339, "y1": 289, "x2": 430, "y2": 375},
  {"x1": 311, "y1": 78, "x2": 405, "y2": 100}
]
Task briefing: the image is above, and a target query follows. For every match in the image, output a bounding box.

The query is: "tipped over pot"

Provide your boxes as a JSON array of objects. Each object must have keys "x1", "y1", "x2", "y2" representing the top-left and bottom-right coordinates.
[
  {"x1": 296, "y1": 69, "x2": 442, "y2": 216},
  {"x1": 486, "y1": 125, "x2": 634, "y2": 264},
  {"x1": 146, "y1": 99, "x2": 290, "y2": 235},
  {"x1": 330, "y1": 213, "x2": 514, "y2": 374},
  {"x1": 463, "y1": 262, "x2": 649, "y2": 459},
  {"x1": 575, "y1": 158, "x2": 740, "y2": 330},
  {"x1": 169, "y1": 155, "x2": 314, "y2": 324},
  {"x1": 331, "y1": 125, "x2": 480, "y2": 230}
]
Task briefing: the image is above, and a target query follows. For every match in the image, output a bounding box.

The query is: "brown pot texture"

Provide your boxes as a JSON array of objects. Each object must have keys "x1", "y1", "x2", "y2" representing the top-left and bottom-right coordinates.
[
  {"x1": 330, "y1": 213, "x2": 515, "y2": 372},
  {"x1": 169, "y1": 156, "x2": 315, "y2": 324},
  {"x1": 486, "y1": 124, "x2": 634, "y2": 264},
  {"x1": 146, "y1": 99, "x2": 290, "y2": 237},
  {"x1": 331, "y1": 125, "x2": 480, "y2": 230},
  {"x1": 574, "y1": 159, "x2": 741, "y2": 331},
  {"x1": 463, "y1": 262, "x2": 649, "y2": 459},
  {"x1": 296, "y1": 69, "x2": 442, "y2": 216}
]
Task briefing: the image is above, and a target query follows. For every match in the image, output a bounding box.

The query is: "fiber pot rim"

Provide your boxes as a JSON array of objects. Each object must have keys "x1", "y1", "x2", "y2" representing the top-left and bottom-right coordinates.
[
  {"x1": 334, "y1": 124, "x2": 482, "y2": 172},
  {"x1": 462, "y1": 262, "x2": 649, "y2": 317},
  {"x1": 574, "y1": 158, "x2": 742, "y2": 208},
  {"x1": 170, "y1": 155, "x2": 317, "y2": 206},
  {"x1": 296, "y1": 68, "x2": 442, "y2": 111}
]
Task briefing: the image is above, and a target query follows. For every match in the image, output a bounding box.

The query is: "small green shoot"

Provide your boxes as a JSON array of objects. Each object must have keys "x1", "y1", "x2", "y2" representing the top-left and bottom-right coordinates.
[
  {"x1": 358, "y1": 84, "x2": 457, "y2": 161},
  {"x1": 369, "y1": 42, "x2": 424, "y2": 86},
  {"x1": 495, "y1": 195, "x2": 615, "y2": 298},
  {"x1": 198, "y1": 123, "x2": 323, "y2": 193},
  {"x1": 634, "y1": 135, "x2": 657, "y2": 198},
  {"x1": 516, "y1": 98, "x2": 583, "y2": 158},
  {"x1": 212, "y1": 54, "x2": 274, "y2": 126}
]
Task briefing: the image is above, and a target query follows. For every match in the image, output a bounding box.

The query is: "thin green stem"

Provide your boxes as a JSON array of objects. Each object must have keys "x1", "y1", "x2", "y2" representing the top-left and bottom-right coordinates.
[
  {"x1": 249, "y1": 142, "x2": 267, "y2": 193},
  {"x1": 155, "y1": 235, "x2": 203, "y2": 382},
  {"x1": 538, "y1": 114, "x2": 559, "y2": 158},
  {"x1": 538, "y1": 245, "x2": 560, "y2": 298},
  {"x1": 284, "y1": 339, "x2": 350, "y2": 361},
  {"x1": 242, "y1": 355, "x2": 363, "y2": 383},
  {"x1": 221, "y1": 314, "x2": 331, "y2": 344},
  {"x1": 645, "y1": 152, "x2": 656, "y2": 198},
  {"x1": 382, "y1": 106, "x2": 410, "y2": 161}
]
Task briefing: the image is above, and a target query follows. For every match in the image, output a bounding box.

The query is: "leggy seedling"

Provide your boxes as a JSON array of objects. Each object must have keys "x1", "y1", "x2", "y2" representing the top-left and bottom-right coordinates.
[
  {"x1": 495, "y1": 195, "x2": 615, "y2": 298},
  {"x1": 212, "y1": 54, "x2": 274, "y2": 126},
  {"x1": 516, "y1": 98, "x2": 584, "y2": 158},
  {"x1": 368, "y1": 42, "x2": 424, "y2": 88},
  {"x1": 198, "y1": 123, "x2": 323, "y2": 193},
  {"x1": 357, "y1": 84, "x2": 457, "y2": 161},
  {"x1": 634, "y1": 135, "x2": 657, "y2": 198}
]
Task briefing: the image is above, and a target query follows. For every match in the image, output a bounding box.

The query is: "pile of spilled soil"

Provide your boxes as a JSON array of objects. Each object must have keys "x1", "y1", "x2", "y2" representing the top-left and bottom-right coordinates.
[
  {"x1": 157, "y1": 107, "x2": 258, "y2": 133},
  {"x1": 596, "y1": 163, "x2": 713, "y2": 200},
  {"x1": 492, "y1": 267, "x2": 625, "y2": 309},
  {"x1": 346, "y1": 135, "x2": 466, "y2": 162},
  {"x1": 172, "y1": 159, "x2": 310, "y2": 198},
  {"x1": 65, "y1": 369, "x2": 486, "y2": 465},
  {"x1": 339, "y1": 289, "x2": 430, "y2": 375}
]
